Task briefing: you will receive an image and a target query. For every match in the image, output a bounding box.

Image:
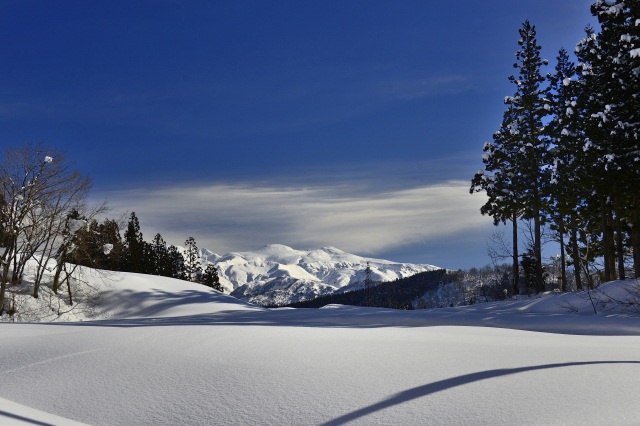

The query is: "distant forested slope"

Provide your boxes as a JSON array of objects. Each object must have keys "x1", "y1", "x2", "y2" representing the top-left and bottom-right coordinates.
[{"x1": 286, "y1": 269, "x2": 460, "y2": 309}]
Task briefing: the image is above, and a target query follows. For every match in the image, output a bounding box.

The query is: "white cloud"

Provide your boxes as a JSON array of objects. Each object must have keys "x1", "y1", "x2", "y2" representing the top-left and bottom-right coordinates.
[{"x1": 101, "y1": 179, "x2": 489, "y2": 259}]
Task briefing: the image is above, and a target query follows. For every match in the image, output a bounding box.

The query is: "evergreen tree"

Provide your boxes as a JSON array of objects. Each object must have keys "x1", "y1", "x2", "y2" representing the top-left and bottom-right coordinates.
[
  {"x1": 201, "y1": 264, "x2": 223, "y2": 292},
  {"x1": 573, "y1": 2, "x2": 640, "y2": 281},
  {"x1": 183, "y1": 237, "x2": 202, "y2": 282},
  {"x1": 471, "y1": 106, "x2": 524, "y2": 295},
  {"x1": 123, "y1": 212, "x2": 145, "y2": 273},
  {"x1": 506, "y1": 20, "x2": 550, "y2": 292},
  {"x1": 472, "y1": 20, "x2": 550, "y2": 293},
  {"x1": 586, "y1": 1, "x2": 640, "y2": 278},
  {"x1": 546, "y1": 48, "x2": 586, "y2": 291},
  {"x1": 151, "y1": 233, "x2": 174, "y2": 276},
  {"x1": 167, "y1": 244, "x2": 186, "y2": 280}
]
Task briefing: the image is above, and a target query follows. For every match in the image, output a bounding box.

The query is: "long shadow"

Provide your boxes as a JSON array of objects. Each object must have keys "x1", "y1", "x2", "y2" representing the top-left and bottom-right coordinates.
[
  {"x1": 321, "y1": 360, "x2": 640, "y2": 426},
  {"x1": 13, "y1": 287, "x2": 640, "y2": 335},
  {"x1": 41, "y1": 307, "x2": 412, "y2": 330},
  {"x1": 0, "y1": 409, "x2": 54, "y2": 426},
  {"x1": 31, "y1": 305, "x2": 640, "y2": 336}
]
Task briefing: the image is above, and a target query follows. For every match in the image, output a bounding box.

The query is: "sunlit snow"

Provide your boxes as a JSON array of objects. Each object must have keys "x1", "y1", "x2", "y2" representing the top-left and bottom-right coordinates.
[{"x1": 1, "y1": 269, "x2": 640, "y2": 425}]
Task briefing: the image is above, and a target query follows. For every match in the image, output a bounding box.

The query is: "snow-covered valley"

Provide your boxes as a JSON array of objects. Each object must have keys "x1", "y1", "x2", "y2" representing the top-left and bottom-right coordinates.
[{"x1": 1, "y1": 269, "x2": 640, "y2": 425}]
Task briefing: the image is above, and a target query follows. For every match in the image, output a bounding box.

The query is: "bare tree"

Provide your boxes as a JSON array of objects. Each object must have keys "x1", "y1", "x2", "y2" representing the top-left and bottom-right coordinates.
[{"x1": 0, "y1": 144, "x2": 92, "y2": 313}]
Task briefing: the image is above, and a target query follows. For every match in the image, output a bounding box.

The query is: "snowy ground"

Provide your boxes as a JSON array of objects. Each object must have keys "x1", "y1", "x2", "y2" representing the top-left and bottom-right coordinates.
[{"x1": 1, "y1": 271, "x2": 640, "y2": 425}]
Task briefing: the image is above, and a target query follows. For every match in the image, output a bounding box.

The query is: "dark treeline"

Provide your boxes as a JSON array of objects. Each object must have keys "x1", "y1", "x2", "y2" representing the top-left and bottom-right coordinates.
[
  {"x1": 70, "y1": 212, "x2": 223, "y2": 292},
  {"x1": 284, "y1": 260, "x2": 580, "y2": 311},
  {"x1": 286, "y1": 269, "x2": 459, "y2": 310},
  {"x1": 471, "y1": 2, "x2": 640, "y2": 296}
]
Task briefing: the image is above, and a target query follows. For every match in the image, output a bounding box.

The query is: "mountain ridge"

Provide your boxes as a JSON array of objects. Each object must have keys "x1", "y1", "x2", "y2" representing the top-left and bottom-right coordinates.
[{"x1": 198, "y1": 244, "x2": 440, "y2": 305}]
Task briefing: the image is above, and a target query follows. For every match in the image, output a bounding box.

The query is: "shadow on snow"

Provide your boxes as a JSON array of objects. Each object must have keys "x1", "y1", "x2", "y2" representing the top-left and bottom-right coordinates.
[{"x1": 321, "y1": 361, "x2": 640, "y2": 426}]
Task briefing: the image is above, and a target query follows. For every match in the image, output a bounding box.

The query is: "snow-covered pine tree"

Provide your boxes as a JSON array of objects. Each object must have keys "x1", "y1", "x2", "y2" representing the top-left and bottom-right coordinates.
[
  {"x1": 505, "y1": 20, "x2": 550, "y2": 293},
  {"x1": 588, "y1": 1, "x2": 640, "y2": 278},
  {"x1": 472, "y1": 20, "x2": 550, "y2": 293},
  {"x1": 575, "y1": 2, "x2": 640, "y2": 280},
  {"x1": 471, "y1": 106, "x2": 523, "y2": 295},
  {"x1": 546, "y1": 48, "x2": 586, "y2": 291},
  {"x1": 573, "y1": 25, "x2": 615, "y2": 283}
]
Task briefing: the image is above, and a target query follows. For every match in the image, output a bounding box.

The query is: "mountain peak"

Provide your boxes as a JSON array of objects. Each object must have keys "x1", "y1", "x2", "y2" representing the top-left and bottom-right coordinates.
[
  {"x1": 320, "y1": 246, "x2": 345, "y2": 254},
  {"x1": 261, "y1": 244, "x2": 296, "y2": 252},
  {"x1": 208, "y1": 244, "x2": 440, "y2": 305}
]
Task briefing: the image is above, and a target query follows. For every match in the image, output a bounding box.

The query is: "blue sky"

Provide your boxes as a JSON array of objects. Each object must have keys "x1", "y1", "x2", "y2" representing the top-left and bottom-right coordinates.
[{"x1": 1, "y1": 1, "x2": 596, "y2": 269}]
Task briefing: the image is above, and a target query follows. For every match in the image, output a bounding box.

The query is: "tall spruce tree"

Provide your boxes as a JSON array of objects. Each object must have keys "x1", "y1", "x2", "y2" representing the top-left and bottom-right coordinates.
[
  {"x1": 546, "y1": 48, "x2": 586, "y2": 291},
  {"x1": 573, "y1": 25, "x2": 612, "y2": 284},
  {"x1": 588, "y1": 1, "x2": 640, "y2": 278},
  {"x1": 505, "y1": 20, "x2": 550, "y2": 292},
  {"x1": 574, "y1": 2, "x2": 640, "y2": 280},
  {"x1": 201, "y1": 264, "x2": 223, "y2": 292},
  {"x1": 183, "y1": 237, "x2": 202, "y2": 282},
  {"x1": 167, "y1": 244, "x2": 186, "y2": 280},
  {"x1": 472, "y1": 20, "x2": 550, "y2": 293},
  {"x1": 123, "y1": 212, "x2": 145, "y2": 273},
  {"x1": 471, "y1": 106, "x2": 523, "y2": 295},
  {"x1": 151, "y1": 233, "x2": 174, "y2": 276}
]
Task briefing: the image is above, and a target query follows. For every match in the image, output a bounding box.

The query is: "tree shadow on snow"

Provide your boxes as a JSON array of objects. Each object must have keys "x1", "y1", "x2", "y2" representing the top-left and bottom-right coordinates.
[
  {"x1": 38, "y1": 299, "x2": 640, "y2": 336},
  {"x1": 321, "y1": 360, "x2": 640, "y2": 426},
  {"x1": 0, "y1": 410, "x2": 55, "y2": 426}
]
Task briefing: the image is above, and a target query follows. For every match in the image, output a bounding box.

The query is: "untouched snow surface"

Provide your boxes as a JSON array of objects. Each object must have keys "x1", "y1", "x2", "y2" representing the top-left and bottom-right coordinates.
[{"x1": 2, "y1": 272, "x2": 640, "y2": 425}]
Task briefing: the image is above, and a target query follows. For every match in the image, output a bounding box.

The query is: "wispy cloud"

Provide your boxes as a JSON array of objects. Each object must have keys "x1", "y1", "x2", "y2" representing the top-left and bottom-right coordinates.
[{"x1": 99, "y1": 179, "x2": 489, "y2": 261}]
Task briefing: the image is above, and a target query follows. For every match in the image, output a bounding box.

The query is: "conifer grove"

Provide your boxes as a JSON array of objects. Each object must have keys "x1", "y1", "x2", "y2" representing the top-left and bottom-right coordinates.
[{"x1": 471, "y1": 1, "x2": 640, "y2": 293}]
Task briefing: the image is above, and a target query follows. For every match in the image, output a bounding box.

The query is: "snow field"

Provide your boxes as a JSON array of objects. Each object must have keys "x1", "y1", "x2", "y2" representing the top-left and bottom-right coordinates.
[{"x1": 1, "y1": 271, "x2": 640, "y2": 425}]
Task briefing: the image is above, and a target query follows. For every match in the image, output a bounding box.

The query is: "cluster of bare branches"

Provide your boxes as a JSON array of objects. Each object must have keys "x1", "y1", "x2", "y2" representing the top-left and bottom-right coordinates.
[{"x1": 0, "y1": 144, "x2": 105, "y2": 317}]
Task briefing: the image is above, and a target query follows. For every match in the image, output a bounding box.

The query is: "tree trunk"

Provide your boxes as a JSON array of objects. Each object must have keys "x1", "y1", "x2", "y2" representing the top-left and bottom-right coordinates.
[
  {"x1": 614, "y1": 209, "x2": 625, "y2": 281},
  {"x1": 52, "y1": 260, "x2": 63, "y2": 294},
  {"x1": 533, "y1": 205, "x2": 544, "y2": 293},
  {"x1": 64, "y1": 266, "x2": 73, "y2": 305},
  {"x1": 0, "y1": 262, "x2": 8, "y2": 315},
  {"x1": 570, "y1": 217, "x2": 583, "y2": 291},
  {"x1": 0, "y1": 239, "x2": 16, "y2": 314},
  {"x1": 602, "y1": 200, "x2": 613, "y2": 282},
  {"x1": 559, "y1": 219, "x2": 567, "y2": 292},
  {"x1": 512, "y1": 212, "x2": 519, "y2": 296},
  {"x1": 633, "y1": 193, "x2": 640, "y2": 279},
  {"x1": 33, "y1": 233, "x2": 56, "y2": 299}
]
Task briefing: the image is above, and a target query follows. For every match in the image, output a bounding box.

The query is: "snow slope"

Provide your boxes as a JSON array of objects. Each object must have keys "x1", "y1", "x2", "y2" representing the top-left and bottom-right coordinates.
[
  {"x1": 2, "y1": 272, "x2": 640, "y2": 425},
  {"x1": 203, "y1": 244, "x2": 439, "y2": 305}
]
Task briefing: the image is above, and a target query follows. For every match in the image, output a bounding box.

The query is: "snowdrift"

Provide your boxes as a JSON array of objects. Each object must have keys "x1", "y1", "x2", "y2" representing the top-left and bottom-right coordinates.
[{"x1": 1, "y1": 270, "x2": 640, "y2": 425}]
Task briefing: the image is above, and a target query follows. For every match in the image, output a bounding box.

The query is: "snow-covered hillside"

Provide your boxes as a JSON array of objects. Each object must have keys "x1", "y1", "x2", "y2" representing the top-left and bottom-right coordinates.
[
  {"x1": 2, "y1": 272, "x2": 640, "y2": 425},
  {"x1": 201, "y1": 244, "x2": 439, "y2": 305}
]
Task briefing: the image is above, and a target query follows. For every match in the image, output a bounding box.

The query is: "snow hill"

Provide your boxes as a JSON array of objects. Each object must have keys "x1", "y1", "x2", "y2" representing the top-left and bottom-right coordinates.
[
  {"x1": 199, "y1": 244, "x2": 439, "y2": 306},
  {"x1": 2, "y1": 270, "x2": 640, "y2": 425}
]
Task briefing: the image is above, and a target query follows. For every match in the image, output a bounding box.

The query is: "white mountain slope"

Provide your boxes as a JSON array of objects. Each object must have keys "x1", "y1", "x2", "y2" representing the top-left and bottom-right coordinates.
[{"x1": 200, "y1": 244, "x2": 440, "y2": 305}]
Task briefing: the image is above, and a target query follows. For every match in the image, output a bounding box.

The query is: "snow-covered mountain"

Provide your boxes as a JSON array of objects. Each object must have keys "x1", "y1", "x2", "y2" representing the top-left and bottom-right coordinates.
[{"x1": 199, "y1": 244, "x2": 440, "y2": 305}]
